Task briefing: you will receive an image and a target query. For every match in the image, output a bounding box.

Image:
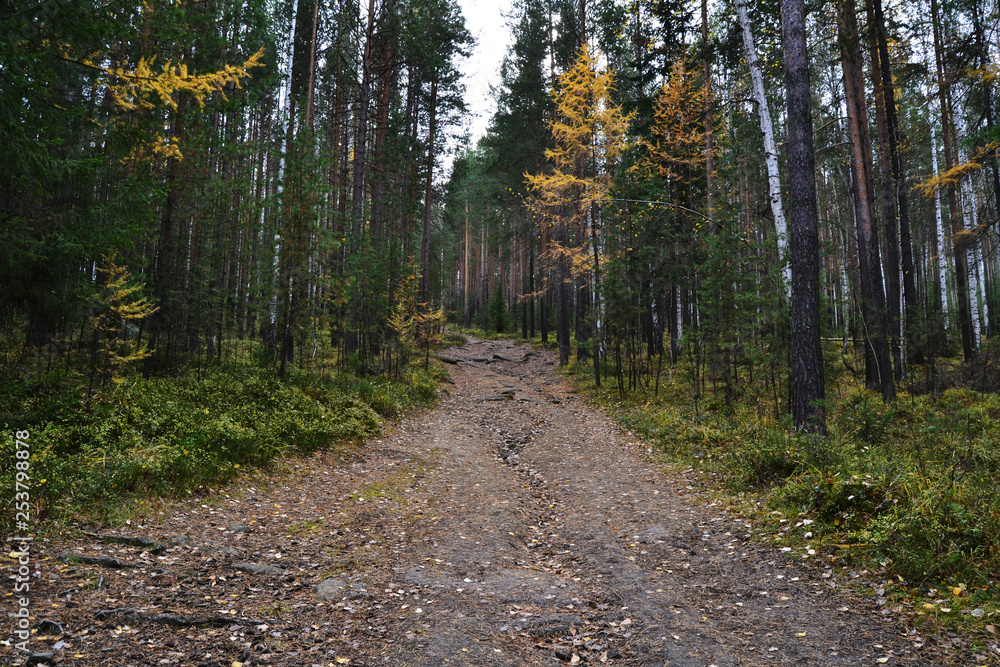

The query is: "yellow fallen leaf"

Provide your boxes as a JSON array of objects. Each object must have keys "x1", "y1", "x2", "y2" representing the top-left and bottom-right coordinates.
[
  {"x1": 232, "y1": 662, "x2": 244, "y2": 667},
  {"x1": 335, "y1": 658, "x2": 351, "y2": 665},
  {"x1": 922, "y1": 603, "x2": 936, "y2": 611},
  {"x1": 953, "y1": 587, "x2": 963, "y2": 597},
  {"x1": 795, "y1": 632, "x2": 806, "y2": 637},
  {"x1": 877, "y1": 658, "x2": 889, "y2": 664}
]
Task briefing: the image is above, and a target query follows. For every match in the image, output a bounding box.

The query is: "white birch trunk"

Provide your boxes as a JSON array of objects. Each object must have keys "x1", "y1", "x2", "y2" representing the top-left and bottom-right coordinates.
[
  {"x1": 931, "y1": 120, "x2": 950, "y2": 330},
  {"x1": 956, "y1": 115, "x2": 988, "y2": 342},
  {"x1": 736, "y1": 0, "x2": 791, "y2": 293}
]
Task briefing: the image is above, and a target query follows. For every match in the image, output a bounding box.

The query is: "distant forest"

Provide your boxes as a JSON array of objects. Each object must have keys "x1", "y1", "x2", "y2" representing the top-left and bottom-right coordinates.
[{"x1": 4, "y1": 0, "x2": 1000, "y2": 431}]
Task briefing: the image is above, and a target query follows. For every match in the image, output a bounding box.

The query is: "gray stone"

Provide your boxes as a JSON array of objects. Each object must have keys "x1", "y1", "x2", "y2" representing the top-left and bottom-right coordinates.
[
  {"x1": 230, "y1": 562, "x2": 283, "y2": 575},
  {"x1": 316, "y1": 578, "x2": 347, "y2": 601}
]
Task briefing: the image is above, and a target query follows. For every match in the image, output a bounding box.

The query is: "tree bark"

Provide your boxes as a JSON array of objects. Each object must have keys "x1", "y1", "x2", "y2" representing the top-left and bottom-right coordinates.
[
  {"x1": 464, "y1": 200, "x2": 470, "y2": 326},
  {"x1": 701, "y1": 0, "x2": 714, "y2": 226},
  {"x1": 781, "y1": 0, "x2": 826, "y2": 433},
  {"x1": 418, "y1": 77, "x2": 438, "y2": 306},
  {"x1": 837, "y1": 0, "x2": 894, "y2": 401},
  {"x1": 351, "y1": 0, "x2": 377, "y2": 235},
  {"x1": 870, "y1": 0, "x2": 918, "y2": 366},
  {"x1": 736, "y1": 0, "x2": 790, "y2": 292},
  {"x1": 973, "y1": 3, "x2": 1000, "y2": 337},
  {"x1": 863, "y1": 0, "x2": 903, "y2": 379},
  {"x1": 931, "y1": 0, "x2": 975, "y2": 361}
]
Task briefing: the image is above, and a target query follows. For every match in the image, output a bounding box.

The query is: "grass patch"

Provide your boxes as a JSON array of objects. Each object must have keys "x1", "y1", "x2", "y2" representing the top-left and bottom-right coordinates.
[
  {"x1": 349, "y1": 453, "x2": 439, "y2": 505},
  {"x1": 0, "y1": 358, "x2": 444, "y2": 527},
  {"x1": 563, "y1": 355, "x2": 1000, "y2": 618}
]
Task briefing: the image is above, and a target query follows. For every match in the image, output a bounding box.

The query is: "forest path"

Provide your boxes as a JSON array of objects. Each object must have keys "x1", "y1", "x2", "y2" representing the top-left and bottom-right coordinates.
[{"x1": 4, "y1": 337, "x2": 939, "y2": 666}]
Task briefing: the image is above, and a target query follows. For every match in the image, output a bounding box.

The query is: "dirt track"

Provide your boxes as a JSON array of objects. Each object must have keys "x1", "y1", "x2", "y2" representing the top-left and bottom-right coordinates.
[{"x1": 2, "y1": 337, "x2": 953, "y2": 666}]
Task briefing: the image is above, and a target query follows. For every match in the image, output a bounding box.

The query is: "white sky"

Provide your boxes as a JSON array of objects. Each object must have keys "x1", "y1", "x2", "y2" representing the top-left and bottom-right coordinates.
[{"x1": 457, "y1": 0, "x2": 516, "y2": 143}]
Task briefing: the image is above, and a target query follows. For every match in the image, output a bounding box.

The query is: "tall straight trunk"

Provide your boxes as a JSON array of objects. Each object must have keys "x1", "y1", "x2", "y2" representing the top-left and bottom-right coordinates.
[
  {"x1": 557, "y1": 214, "x2": 571, "y2": 365},
  {"x1": 351, "y1": 0, "x2": 377, "y2": 235},
  {"x1": 931, "y1": 0, "x2": 975, "y2": 361},
  {"x1": 736, "y1": 0, "x2": 789, "y2": 290},
  {"x1": 304, "y1": 0, "x2": 320, "y2": 129},
  {"x1": 480, "y1": 225, "x2": 488, "y2": 322},
  {"x1": 870, "y1": 0, "x2": 919, "y2": 365},
  {"x1": 278, "y1": 0, "x2": 321, "y2": 374},
  {"x1": 931, "y1": 120, "x2": 951, "y2": 329},
  {"x1": 463, "y1": 201, "x2": 470, "y2": 327},
  {"x1": 781, "y1": 0, "x2": 826, "y2": 432},
  {"x1": 591, "y1": 203, "x2": 601, "y2": 388},
  {"x1": 528, "y1": 229, "x2": 536, "y2": 338},
  {"x1": 370, "y1": 38, "x2": 395, "y2": 236},
  {"x1": 540, "y1": 225, "x2": 549, "y2": 343},
  {"x1": 973, "y1": 4, "x2": 1000, "y2": 336},
  {"x1": 418, "y1": 78, "x2": 438, "y2": 306},
  {"x1": 521, "y1": 228, "x2": 529, "y2": 339},
  {"x1": 864, "y1": 0, "x2": 903, "y2": 379},
  {"x1": 701, "y1": 0, "x2": 714, "y2": 225},
  {"x1": 837, "y1": 0, "x2": 894, "y2": 401}
]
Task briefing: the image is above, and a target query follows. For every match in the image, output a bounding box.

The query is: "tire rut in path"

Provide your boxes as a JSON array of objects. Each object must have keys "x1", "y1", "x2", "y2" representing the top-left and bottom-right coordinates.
[
  {"x1": 1, "y1": 337, "x2": 939, "y2": 667},
  {"x1": 372, "y1": 338, "x2": 927, "y2": 666}
]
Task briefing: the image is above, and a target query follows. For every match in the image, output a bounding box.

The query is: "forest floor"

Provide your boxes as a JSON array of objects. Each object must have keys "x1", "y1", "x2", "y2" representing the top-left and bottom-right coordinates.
[{"x1": 1, "y1": 337, "x2": 985, "y2": 666}]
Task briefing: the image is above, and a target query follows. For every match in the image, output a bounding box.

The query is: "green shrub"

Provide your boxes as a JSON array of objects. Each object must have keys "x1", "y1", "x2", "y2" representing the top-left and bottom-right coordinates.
[
  {"x1": 0, "y1": 360, "x2": 440, "y2": 525},
  {"x1": 569, "y1": 360, "x2": 1000, "y2": 600}
]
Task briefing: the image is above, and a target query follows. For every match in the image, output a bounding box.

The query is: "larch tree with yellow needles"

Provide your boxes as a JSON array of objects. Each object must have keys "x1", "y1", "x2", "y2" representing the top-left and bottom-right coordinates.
[{"x1": 526, "y1": 44, "x2": 632, "y2": 378}]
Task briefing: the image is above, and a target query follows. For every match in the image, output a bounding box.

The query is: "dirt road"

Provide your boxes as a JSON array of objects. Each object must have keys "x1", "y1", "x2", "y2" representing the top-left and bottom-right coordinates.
[{"x1": 3, "y1": 338, "x2": 948, "y2": 666}]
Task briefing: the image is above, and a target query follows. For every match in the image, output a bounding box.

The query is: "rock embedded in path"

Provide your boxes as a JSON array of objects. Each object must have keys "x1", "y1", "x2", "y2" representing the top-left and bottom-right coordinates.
[
  {"x1": 230, "y1": 562, "x2": 283, "y2": 575},
  {"x1": 316, "y1": 578, "x2": 347, "y2": 601},
  {"x1": 59, "y1": 553, "x2": 137, "y2": 569}
]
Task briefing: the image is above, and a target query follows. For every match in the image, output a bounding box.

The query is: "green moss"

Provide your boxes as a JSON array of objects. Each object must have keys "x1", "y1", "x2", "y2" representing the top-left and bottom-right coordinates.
[
  {"x1": 566, "y1": 359, "x2": 1000, "y2": 608},
  {"x1": 0, "y1": 359, "x2": 440, "y2": 525}
]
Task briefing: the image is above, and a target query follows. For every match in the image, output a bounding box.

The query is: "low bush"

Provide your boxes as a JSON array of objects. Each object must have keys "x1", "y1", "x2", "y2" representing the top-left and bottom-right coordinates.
[
  {"x1": 567, "y1": 359, "x2": 1000, "y2": 596},
  {"x1": 0, "y1": 360, "x2": 441, "y2": 525}
]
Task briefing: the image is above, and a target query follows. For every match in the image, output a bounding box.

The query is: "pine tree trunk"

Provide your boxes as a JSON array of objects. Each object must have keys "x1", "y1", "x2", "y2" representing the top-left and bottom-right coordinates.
[
  {"x1": 701, "y1": 0, "x2": 714, "y2": 226},
  {"x1": 782, "y1": 0, "x2": 827, "y2": 432},
  {"x1": 870, "y1": 0, "x2": 919, "y2": 365},
  {"x1": 557, "y1": 216, "x2": 571, "y2": 365},
  {"x1": 418, "y1": 77, "x2": 438, "y2": 307},
  {"x1": 864, "y1": 0, "x2": 903, "y2": 379},
  {"x1": 931, "y1": 0, "x2": 975, "y2": 361},
  {"x1": 351, "y1": 0, "x2": 377, "y2": 235},
  {"x1": 464, "y1": 201, "x2": 470, "y2": 327},
  {"x1": 973, "y1": 4, "x2": 1000, "y2": 337},
  {"x1": 837, "y1": 0, "x2": 894, "y2": 401}
]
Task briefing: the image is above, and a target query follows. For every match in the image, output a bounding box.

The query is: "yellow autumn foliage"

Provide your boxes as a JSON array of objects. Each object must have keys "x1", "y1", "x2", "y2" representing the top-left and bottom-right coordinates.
[
  {"x1": 90, "y1": 48, "x2": 265, "y2": 112},
  {"x1": 633, "y1": 59, "x2": 707, "y2": 181},
  {"x1": 94, "y1": 254, "x2": 159, "y2": 385},
  {"x1": 525, "y1": 45, "x2": 632, "y2": 220},
  {"x1": 68, "y1": 47, "x2": 265, "y2": 161},
  {"x1": 525, "y1": 45, "x2": 632, "y2": 280}
]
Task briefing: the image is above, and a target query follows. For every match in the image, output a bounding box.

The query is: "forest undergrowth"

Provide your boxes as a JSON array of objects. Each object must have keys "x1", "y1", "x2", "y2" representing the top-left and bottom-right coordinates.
[
  {"x1": 0, "y1": 344, "x2": 446, "y2": 528},
  {"x1": 555, "y1": 338, "x2": 1000, "y2": 634}
]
